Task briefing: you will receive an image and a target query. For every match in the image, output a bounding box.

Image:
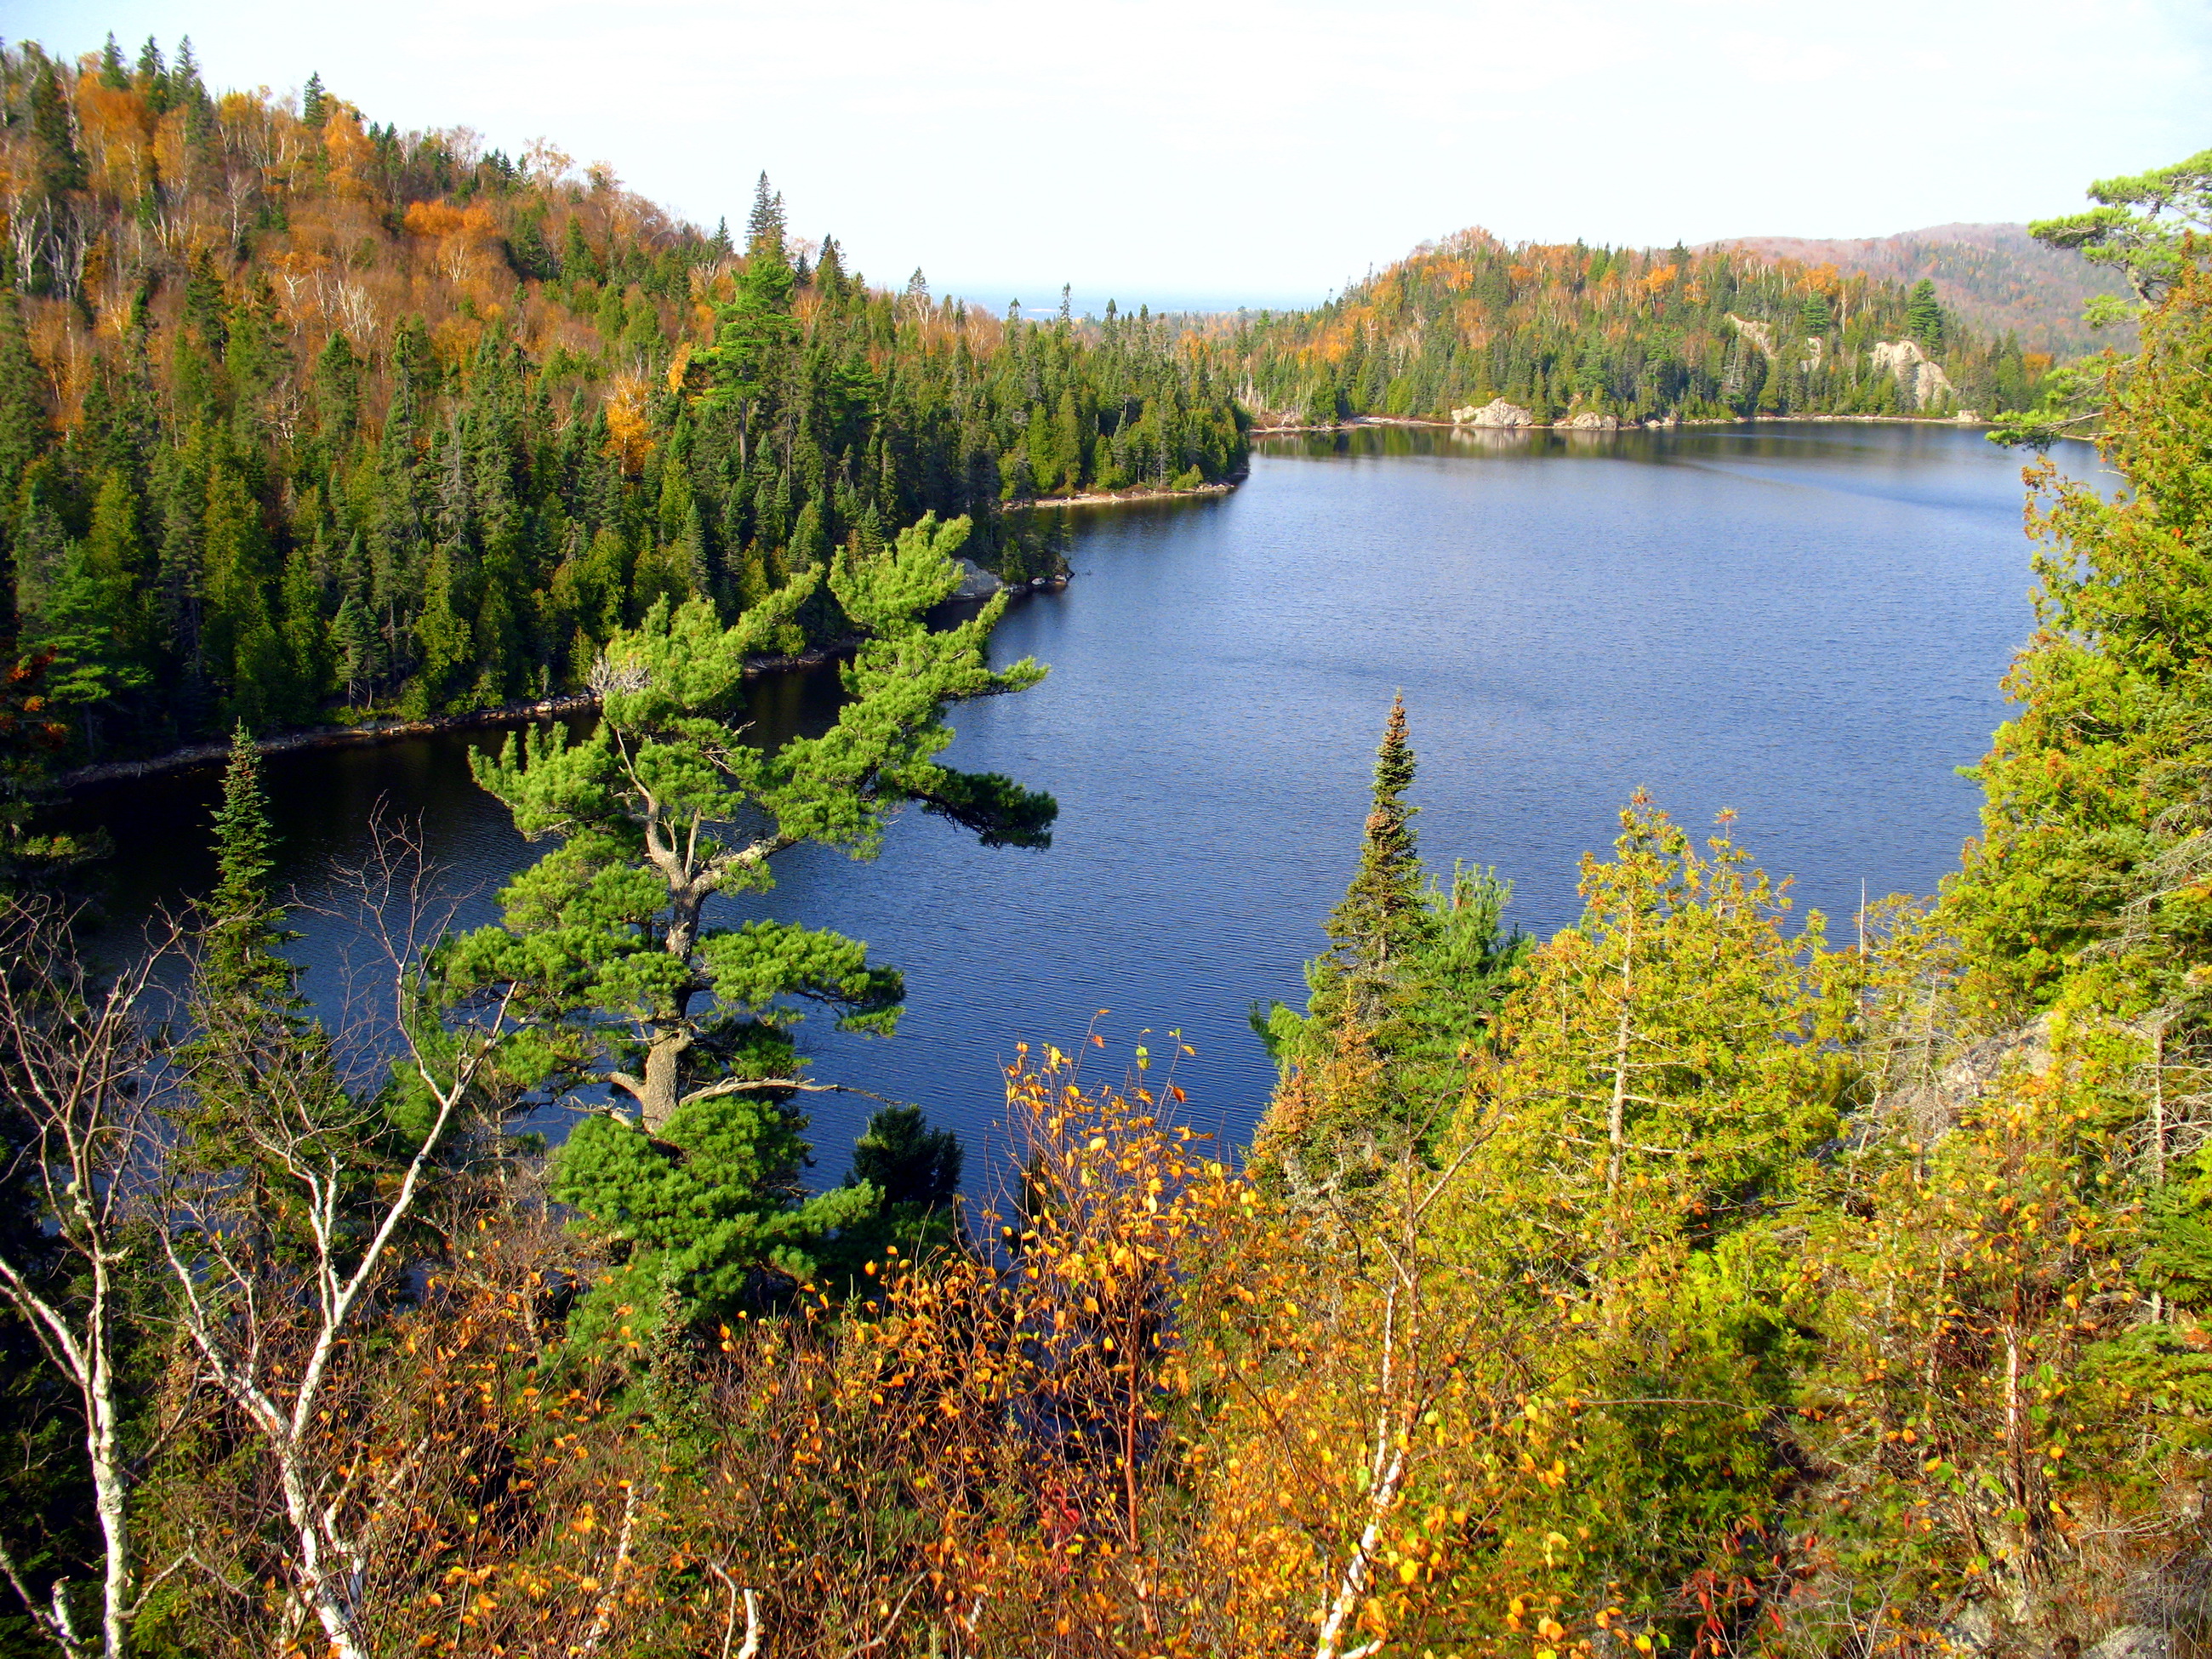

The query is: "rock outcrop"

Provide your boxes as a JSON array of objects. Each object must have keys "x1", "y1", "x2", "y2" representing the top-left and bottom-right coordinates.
[
  {"x1": 1877, "y1": 1014, "x2": 2055, "y2": 1148},
  {"x1": 951, "y1": 556, "x2": 1002, "y2": 600},
  {"x1": 2085, "y1": 1628, "x2": 2170, "y2": 1659},
  {"x1": 1869, "y1": 339, "x2": 1956, "y2": 408},
  {"x1": 1726, "y1": 312, "x2": 1780, "y2": 361},
  {"x1": 1454, "y1": 397, "x2": 1534, "y2": 427},
  {"x1": 1560, "y1": 411, "x2": 1620, "y2": 431}
]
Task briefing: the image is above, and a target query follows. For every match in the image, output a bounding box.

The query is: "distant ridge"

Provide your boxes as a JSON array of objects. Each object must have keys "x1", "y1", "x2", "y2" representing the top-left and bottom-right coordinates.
[{"x1": 1704, "y1": 223, "x2": 2130, "y2": 358}]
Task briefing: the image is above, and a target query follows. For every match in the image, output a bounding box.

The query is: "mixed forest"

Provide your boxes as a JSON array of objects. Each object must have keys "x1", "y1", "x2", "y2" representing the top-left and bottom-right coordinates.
[
  {"x1": 1220, "y1": 230, "x2": 2060, "y2": 428},
  {"x1": 0, "y1": 36, "x2": 1247, "y2": 763},
  {"x1": 4, "y1": 26, "x2": 2212, "y2": 1659}
]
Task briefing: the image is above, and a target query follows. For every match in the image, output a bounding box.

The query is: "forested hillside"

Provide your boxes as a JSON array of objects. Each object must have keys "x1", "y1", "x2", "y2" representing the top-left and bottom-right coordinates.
[
  {"x1": 7, "y1": 26, "x2": 2212, "y2": 1659},
  {"x1": 0, "y1": 37, "x2": 1247, "y2": 759},
  {"x1": 7, "y1": 258, "x2": 2211, "y2": 1653},
  {"x1": 1222, "y1": 229, "x2": 2057, "y2": 427},
  {"x1": 1711, "y1": 223, "x2": 2134, "y2": 358}
]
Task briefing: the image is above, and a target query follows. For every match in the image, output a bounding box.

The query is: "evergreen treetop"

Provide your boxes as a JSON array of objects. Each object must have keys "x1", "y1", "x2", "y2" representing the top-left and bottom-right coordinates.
[
  {"x1": 200, "y1": 724, "x2": 296, "y2": 1007},
  {"x1": 1319, "y1": 693, "x2": 1427, "y2": 1007}
]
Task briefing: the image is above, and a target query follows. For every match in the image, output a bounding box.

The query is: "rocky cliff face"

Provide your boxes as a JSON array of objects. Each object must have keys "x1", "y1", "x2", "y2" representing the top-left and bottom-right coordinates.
[{"x1": 1868, "y1": 339, "x2": 1956, "y2": 408}]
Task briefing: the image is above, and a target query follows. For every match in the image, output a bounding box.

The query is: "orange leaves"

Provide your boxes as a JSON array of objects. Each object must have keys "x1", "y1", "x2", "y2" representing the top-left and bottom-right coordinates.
[{"x1": 402, "y1": 200, "x2": 495, "y2": 242}]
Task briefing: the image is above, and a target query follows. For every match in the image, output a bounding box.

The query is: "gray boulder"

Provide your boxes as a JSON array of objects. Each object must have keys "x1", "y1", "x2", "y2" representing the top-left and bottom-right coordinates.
[
  {"x1": 950, "y1": 556, "x2": 1001, "y2": 601},
  {"x1": 1457, "y1": 397, "x2": 1534, "y2": 428}
]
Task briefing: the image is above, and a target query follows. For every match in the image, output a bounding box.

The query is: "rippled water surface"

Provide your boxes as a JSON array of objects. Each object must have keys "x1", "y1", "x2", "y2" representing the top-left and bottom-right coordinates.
[{"x1": 73, "y1": 422, "x2": 2046, "y2": 1177}]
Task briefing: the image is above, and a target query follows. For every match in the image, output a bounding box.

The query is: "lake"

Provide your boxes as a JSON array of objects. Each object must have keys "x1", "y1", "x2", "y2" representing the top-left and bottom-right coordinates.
[{"x1": 71, "y1": 420, "x2": 2045, "y2": 1181}]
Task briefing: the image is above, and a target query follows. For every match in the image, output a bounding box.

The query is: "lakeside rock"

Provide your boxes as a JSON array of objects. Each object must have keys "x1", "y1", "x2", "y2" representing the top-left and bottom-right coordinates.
[
  {"x1": 1453, "y1": 397, "x2": 1535, "y2": 427},
  {"x1": 1869, "y1": 338, "x2": 1958, "y2": 408},
  {"x1": 1560, "y1": 410, "x2": 1621, "y2": 431},
  {"x1": 951, "y1": 556, "x2": 1003, "y2": 599}
]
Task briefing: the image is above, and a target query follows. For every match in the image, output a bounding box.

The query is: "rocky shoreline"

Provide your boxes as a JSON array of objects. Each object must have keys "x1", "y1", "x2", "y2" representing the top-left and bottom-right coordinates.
[
  {"x1": 1022, "y1": 478, "x2": 1240, "y2": 509},
  {"x1": 1019, "y1": 459, "x2": 1249, "y2": 511},
  {"x1": 1251, "y1": 408, "x2": 1991, "y2": 436}
]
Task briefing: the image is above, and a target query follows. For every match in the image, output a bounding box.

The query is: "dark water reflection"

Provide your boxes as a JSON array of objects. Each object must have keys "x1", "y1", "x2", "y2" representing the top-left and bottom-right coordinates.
[{"x1": 66, "y1": 421, "x2": 2046, "y2": 1183}]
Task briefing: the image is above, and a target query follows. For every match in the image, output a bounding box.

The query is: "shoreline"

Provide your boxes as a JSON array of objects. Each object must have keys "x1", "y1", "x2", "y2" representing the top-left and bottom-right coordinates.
[
  {"x1": 56, "y1": 638, "x2": 864, "y2": 795},
  {"x1": 1251, "y1": 411, "x2": 1992, "y2": 436},
  {"x1": 1020, "y1": 465, "x2": 1248, "y2": 510}
]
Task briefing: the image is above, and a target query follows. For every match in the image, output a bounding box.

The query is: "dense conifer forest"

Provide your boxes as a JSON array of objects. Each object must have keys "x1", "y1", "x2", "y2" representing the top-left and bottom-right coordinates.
[
  {"x1": 1221, "y1": 230, "x2": 2061, "y2": 427},
  {"x1": 3, "y1": 26, "x2": 2211, "y2": 1659},
  {"x1": 0, "y1": 37, "x2": 1247, "y2": 761}
]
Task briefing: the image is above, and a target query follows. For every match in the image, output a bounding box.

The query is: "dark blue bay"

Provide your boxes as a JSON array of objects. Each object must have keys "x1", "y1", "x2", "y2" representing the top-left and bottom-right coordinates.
[{"x1": 70, "y1": 421, "x2": 2047, "y2": 1180}]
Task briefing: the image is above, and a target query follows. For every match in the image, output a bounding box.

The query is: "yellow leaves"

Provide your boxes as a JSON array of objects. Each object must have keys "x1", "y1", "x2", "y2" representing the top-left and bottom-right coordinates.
[{"x1": 603, "y1": 376, "x2": 654, "y2": 474}]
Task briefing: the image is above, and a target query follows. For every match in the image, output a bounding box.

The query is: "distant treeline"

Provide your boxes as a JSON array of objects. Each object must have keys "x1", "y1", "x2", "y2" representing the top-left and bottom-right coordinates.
[
  {"x1": 0, "y1": 37, "x2": 1247, "y2": 757},
  {"x1": 1217, "y1": 230, "x2": 2061, "y2": 426}
]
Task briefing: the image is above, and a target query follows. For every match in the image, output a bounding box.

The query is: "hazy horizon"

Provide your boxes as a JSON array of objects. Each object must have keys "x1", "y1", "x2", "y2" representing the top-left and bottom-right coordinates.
[{"x1": 9, "y1": 0, "x2": 2206, "y2": 305}]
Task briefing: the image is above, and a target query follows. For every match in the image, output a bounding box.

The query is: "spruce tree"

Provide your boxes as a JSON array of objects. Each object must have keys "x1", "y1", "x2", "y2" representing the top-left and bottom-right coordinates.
[
  {"x1": 1251, "y1": 697, "x2": 1526, "y2": 1200},
  {"x1": 1318, "y1": 693, "x2": 1427, "y2": 1018},
  {"x1": 135, "y1": 37, "x2": 171, "y2": 112},
  {"x1": 200, "y1": 725, "x2": 295, "y2": 1009},
  {"x1": 0, "y1": 294, "x2": 47, "y2": 583}
]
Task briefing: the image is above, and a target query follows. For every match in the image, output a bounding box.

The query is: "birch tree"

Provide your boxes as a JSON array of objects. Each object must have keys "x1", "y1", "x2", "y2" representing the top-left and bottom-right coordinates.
[{"x1": 0, "y1": 899, "x2": 178, "y2": 1659}]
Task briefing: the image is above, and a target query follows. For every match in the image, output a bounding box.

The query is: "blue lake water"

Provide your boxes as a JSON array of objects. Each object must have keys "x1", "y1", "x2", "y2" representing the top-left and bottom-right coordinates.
[{"x1": 74, "y1": 421, "x2": 2049, "y2": 1181}]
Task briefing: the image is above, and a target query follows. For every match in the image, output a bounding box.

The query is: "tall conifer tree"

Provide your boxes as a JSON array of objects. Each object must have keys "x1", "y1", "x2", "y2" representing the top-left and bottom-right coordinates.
[{"x1": 1314, "y1": 693, "x2": 1427, "y2": 1029}]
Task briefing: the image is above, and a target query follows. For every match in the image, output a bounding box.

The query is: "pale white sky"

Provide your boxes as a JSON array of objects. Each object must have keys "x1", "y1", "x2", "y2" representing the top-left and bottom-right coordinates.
[{"x1": 12, "y1": 0, "x2": 2208, "y2": 311}]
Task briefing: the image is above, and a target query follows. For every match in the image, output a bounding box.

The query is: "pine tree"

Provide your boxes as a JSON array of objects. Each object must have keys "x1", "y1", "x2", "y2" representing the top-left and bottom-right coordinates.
[
  {"x1": 300, "y1": 71, "x2": 327, "y2": 128},
  {"x1": 447, "y1": 512, "x2": 1052, "y2": 1132},
  {"x1": 835, "y1": 1102, "x2": 966, "y2": 1262},
  {"x1": 1906, "y1": 278, "x2": 1946, "y2": 352},
  {"x1": 744, "y1": 171, "x2": 786, "y2": 256},
  {"x1": 448, "y1": 515, "x2": 1051, "y2": 1335}
]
